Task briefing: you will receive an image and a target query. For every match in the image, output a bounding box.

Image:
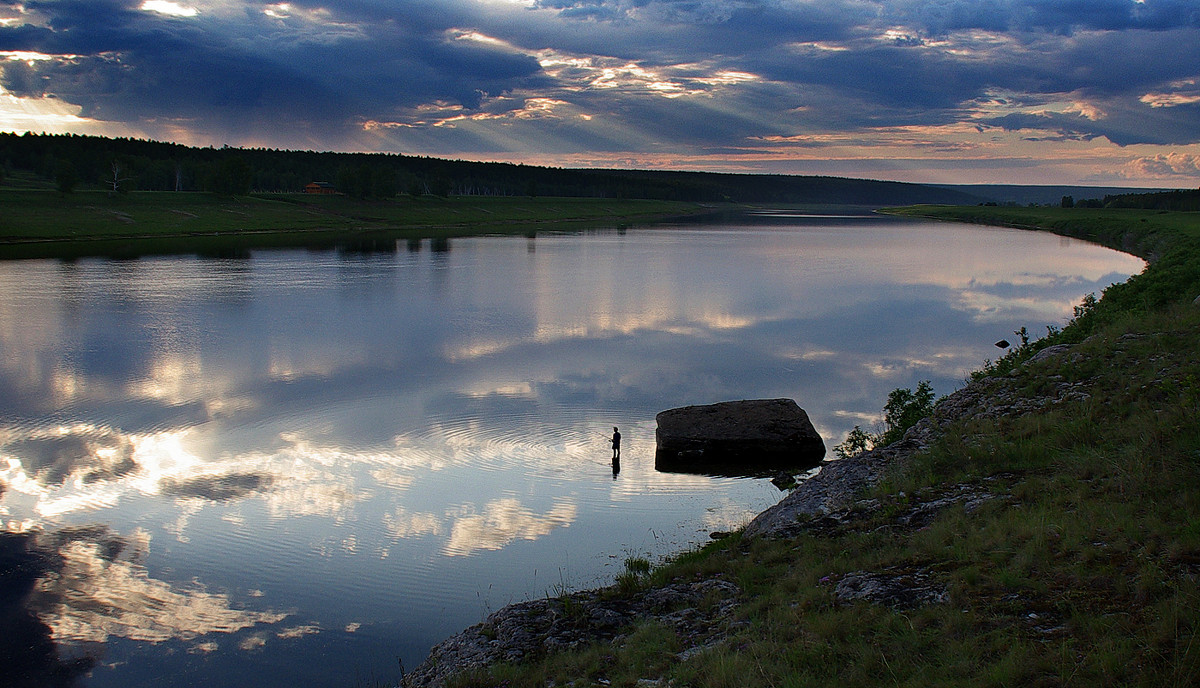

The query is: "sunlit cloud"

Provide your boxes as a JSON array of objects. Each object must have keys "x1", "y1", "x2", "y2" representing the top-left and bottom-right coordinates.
[
  {"x1": 450, "y1": 29, "x2": 513, "y2": 49},
  {"x1": 140, "y1": 1, "x2": 199, "y2": 18},
  {"x1": 1140, "y1": 92, "x2": 1200, "y2": 108},
  {"x1": 0, "y1": 84, "x2": 122, "y2": 135},
  {"x1": 1, "y1": 51, "x2": 60, "y2": 62},
  {"x1": 263, "y1": 3, "x2": 291, "y2": 20},
  {"x1": 1117, "y1": 152, "x2": 1200, "y2": 178}
]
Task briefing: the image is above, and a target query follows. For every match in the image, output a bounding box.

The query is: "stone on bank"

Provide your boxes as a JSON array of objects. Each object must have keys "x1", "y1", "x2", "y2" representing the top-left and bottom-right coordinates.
[{"x1": 654, "y1": 398, "x2": 826, "y2": 474}]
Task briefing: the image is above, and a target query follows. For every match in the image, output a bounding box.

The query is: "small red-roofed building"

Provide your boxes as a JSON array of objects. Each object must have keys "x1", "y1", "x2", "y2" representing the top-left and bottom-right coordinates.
[{"x1": 304, "y1": 181, "x2": 338, "y2": 194}]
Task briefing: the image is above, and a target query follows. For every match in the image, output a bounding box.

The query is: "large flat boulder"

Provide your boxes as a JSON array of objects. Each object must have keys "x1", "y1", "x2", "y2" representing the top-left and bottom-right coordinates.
[{"x1": 655, "y1": 399, "x2": 825, "y2": 474}]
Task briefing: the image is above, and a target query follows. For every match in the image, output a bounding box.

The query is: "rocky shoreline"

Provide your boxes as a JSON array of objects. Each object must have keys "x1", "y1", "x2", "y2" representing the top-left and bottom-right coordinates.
[{"x1": 402, "y1": 343, "x2": 1085, "y2": 687}]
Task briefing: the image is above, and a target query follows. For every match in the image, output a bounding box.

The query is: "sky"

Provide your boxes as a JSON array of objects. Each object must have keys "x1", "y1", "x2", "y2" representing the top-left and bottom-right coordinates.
[{"x1": 1, "y1": 0, "x2": 1199, "y2": 186}]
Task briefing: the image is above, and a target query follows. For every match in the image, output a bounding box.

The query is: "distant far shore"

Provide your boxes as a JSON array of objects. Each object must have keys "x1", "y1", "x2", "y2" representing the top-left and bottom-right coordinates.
[{"x1": 0, "y1": 190, "x2": 717, "y2": 260}]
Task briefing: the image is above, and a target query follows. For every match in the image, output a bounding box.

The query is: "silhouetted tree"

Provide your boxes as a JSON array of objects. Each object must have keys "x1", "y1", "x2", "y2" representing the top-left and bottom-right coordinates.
[
  {"x1": 833, "y1": 425, "x2": 874, "y2": 459},
  {"x1": 430, "y1": 175, "x2": 452, "y2": 197},
  {"x1": 878, "y1": 380, "x2": 936, "y2": 446},
  {"x1": 407, "y1": 175, "x2": 427, "y2": 197},
  {"x1": 205, "y1": 156, "x2": 253, "y2": 195},
  {"x1": 54, "y1": 160, "x2": 78, "y2": 193},
  {"x1": 335, "y1": 164, "x2": 359, "y2": 197},
  {"x1": 371, "y1": 165, "x2": 398, "y2": 198}
]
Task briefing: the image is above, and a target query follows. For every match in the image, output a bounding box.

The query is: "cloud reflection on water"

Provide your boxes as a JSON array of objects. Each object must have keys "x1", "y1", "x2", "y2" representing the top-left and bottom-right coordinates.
[
  {"x1": 0, "y1": 220, "x2": 1145, "y2": 530},
  {"x1": 444, "y1": 498, "x2": 578, "y2": 557},
  {"x1": 3, "y1": 524, "x2": 287, "y2": 655},
  {"x1": 0, "y1": 218, "x2": 1145, "y2": 685},
  {"x1": 1, "y1": 425, "x2": 137, "y2": 487},
  {"x1": 160, "y1": 471, "x2": 275, "y2": 501}
]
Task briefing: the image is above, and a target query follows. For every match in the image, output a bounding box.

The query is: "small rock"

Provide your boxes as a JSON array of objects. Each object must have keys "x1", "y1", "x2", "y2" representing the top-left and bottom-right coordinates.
[
  {"x1": 771, "y1": 472, "x2": 798, "y2": 490},
  {"x1": 676, "y1": 637, "x2": 725, "y2": 662},
  {"x1": 1024, "y1": 344, "x2": 1071, "y2": 366},
  {"x1": 833, "y1": 569, "x2": 949, "y2": 610}
]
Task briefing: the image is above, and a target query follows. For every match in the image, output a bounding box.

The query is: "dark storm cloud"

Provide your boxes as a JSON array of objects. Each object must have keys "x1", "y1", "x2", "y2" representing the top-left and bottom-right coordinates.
[
  {"x1": 533, "y1": 0, "x2": 1200, "y2": 36},
  {"x1": 0, "y1": 0, "x2": 544, "y2": 140},
  {"x1": 885, "y1": 0, "x2": 1200, "y2": 34},
  {"x1": 521, "y1": 0, "x2": 1200, "y2": 147},
  {"x1": 0, "y1": 0, "x2": 1198, "y2": 154}
]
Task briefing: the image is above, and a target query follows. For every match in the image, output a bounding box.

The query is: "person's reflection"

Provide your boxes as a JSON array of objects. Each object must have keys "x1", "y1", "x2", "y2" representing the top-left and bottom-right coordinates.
[{"x1": 610, "y1": 427, "x2": 622, "y2": 478}]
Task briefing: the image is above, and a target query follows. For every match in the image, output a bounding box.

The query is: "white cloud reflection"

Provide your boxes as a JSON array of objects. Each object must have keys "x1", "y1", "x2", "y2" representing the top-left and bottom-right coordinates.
[
  {"x1": 0, "y1": 221, "x2": 1147, "y2": 682},
  {"x1": 0, "y1": 225, "x2": 1145, "y2": 530},
  {"x1": 444, "y1": 498, "x2": 577, "y2": 556},
  {"x1": 31, "y1": 527, "x2": 286, "y2": 644},
  {"x1": 383, "y1": 507, "x2": 444, "y2": 540}
]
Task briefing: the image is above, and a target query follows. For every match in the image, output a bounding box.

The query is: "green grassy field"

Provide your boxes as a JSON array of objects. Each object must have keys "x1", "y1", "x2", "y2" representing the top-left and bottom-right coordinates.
[
  {"x1": 443, "y1": 206, "x2": 1200, "y2": 688},
  {"x1": 0, "y1": 190, "x2": 708, "y2": 259}
]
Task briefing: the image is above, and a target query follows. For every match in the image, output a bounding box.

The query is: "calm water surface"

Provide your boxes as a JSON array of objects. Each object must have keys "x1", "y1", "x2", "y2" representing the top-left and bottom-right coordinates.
[{"x1": 0, "y1": 213, "x2": 1143, "y2": 686}]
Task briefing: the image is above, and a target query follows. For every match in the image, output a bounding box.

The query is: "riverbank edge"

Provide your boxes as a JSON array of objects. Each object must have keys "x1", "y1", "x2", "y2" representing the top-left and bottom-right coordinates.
[
  {"x1": 400, "y1": 206, "x2": 1200, "y2": 687},
  {"x1": 0, "y1": 192, "x2": 720, "y2": 259}
]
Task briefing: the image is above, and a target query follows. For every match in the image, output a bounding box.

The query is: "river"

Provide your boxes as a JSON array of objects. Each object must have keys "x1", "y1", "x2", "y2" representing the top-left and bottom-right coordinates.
[{"x1": 0, "y1": 211, "x2": 1143, "y2": 687}]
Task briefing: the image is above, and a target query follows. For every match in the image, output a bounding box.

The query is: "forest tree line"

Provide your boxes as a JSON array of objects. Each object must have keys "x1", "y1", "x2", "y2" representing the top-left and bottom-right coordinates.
[
  {"x1": 0, "y1": 131, "x2": 984, "y2": 206},
  {"x1": 1061, "y1": 189, "x2": 1200, "y2": 212}
]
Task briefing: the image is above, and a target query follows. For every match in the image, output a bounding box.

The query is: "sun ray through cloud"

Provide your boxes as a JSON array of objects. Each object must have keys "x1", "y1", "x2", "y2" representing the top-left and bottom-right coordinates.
[{"x1": 0, "y1": 0, "x2": 1195, "y2": 184}]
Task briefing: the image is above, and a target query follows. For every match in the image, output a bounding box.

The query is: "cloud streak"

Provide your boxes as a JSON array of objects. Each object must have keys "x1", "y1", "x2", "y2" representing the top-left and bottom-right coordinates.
[{"x1": 0, "y1": 0, "x2": 1198, "y2": 184}]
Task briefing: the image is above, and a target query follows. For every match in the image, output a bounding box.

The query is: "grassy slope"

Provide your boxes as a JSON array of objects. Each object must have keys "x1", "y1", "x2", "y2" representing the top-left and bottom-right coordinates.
[
  {"x1": 449, "y1": 206, "x2": 1200, "y2": 688},
  {"x1": 0, "y1": 190, "x2": 707, "y2": 258}
]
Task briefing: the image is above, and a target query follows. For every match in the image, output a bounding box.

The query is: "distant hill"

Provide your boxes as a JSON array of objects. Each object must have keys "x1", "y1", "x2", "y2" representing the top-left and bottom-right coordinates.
[
  {"x1": 934, "y1": 184, "x2": 1181, "y2": 207},
  {"x1": 0, "y1": 132, "x2": 979, "y2": 207}
]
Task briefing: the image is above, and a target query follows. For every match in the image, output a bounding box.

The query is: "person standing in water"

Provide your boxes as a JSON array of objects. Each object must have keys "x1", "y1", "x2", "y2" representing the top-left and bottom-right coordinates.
[{"x1": 611, "y1": 427, "x2": 621, "y2": 460}]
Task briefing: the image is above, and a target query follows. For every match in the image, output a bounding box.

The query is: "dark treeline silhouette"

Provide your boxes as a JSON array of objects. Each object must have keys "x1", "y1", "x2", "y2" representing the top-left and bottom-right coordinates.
[
  {"x1": 1060, "y1": 187, "x2": 1200, "y2": 208},
  {"x1": 1058, "y1": 188, "x2": 1200, "y2": 210},
  {"x1": 1098, "y1": 189, "x2": 1200, "y2": 212},
  {"x1": 0, "y1": 131, "x2": 982, "y2": 205}
]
